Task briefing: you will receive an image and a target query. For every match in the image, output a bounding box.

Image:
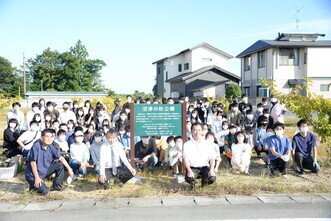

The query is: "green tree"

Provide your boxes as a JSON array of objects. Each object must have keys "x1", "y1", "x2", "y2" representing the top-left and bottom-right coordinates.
[
  {"x1": 0, "y1": 56, "x2": 23, "y2": 97},
  {"x1": 225, "y1": 84, "x2": 241, "y2": 99}
]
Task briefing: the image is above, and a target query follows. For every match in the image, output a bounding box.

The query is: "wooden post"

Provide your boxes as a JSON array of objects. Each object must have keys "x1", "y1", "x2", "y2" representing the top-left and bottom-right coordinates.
[
  {"x1": 130, "y1": 103, "x2": 135, "y2": 168},
  {"x1": 182, "y1": 102, "x2": 187, "y2": 175}
]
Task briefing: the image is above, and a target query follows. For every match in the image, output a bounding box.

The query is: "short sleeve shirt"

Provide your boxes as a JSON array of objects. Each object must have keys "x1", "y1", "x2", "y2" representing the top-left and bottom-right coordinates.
[
  {"x1": 268, "y1": 135, "x2": 292, "y2": 161},
  {"x1": 25, "y1": 140, "x2": 62, "y2": 181},
  {"x1": 292, "y1": 132, "x2": 316, "y2": 157}
]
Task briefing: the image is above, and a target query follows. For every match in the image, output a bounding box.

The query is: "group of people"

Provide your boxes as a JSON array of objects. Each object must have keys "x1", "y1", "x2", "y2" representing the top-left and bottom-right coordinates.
[{"x1": 2, "y1": 94, "x2": 320, "y2": 195}]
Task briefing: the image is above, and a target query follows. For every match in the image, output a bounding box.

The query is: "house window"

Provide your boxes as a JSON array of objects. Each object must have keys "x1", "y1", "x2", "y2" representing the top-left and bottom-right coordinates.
[
  {"x1": 257, "y1": 86, "x2": 269, "y2": 97},
  {"x1": 202, "y1": 58, "x2": 212, "y2": 62},
  {"x1": 304, "y1": 52, "x2": 307, "y2": 64},
  {"x1": 184, "y1": 63, "x2": 189, "y2": 70},
  {"x1": 279, "y1": 49, "x2": 299, "y2": 66},
  {"x1": 243, "y1": 87, "x2": 250, "y2": 97},
  {"x1": 320, "y1": 84, "x2": 330, "y2": 92},
  {"x1": 244, "y1": 56, "x2": 251, "y2": 71},
  {"x1": 178, "y1": 64, "x2": 182, "y2": 72},
  {"x1": 165, "y1": 71, "x2": 168, "y2": 81},
  {"x1": 258, "y1": 51, "x2": 265, "y2": 68}
]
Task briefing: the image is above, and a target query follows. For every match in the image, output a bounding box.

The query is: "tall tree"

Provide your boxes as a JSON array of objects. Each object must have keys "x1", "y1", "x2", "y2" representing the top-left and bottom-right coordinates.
[{"x1": 0, "y1": 56, "x2": 23, "y2": 97}]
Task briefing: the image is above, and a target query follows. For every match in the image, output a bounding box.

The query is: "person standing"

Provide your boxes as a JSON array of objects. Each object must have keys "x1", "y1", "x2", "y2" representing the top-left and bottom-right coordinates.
[
  {"x1": 183, "y1": 123, "x2": 216, "y2": 189},
  {"x1": 6, "y1": 102, "x2": 25, "y2": 131},
  {"x1": 270, "y1": 96, "x2": 287, "y2": 124}
]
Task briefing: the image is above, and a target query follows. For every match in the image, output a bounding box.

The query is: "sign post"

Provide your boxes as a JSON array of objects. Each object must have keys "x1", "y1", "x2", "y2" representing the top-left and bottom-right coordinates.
[{"x1": 129, "y1": 103, "x2": 186, "y2": 168}]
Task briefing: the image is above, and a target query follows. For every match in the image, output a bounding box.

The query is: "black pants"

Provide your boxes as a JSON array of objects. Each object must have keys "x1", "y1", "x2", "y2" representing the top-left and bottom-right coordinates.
[
  {"x1": 270, "y1": 158, "x2": 288, "y2": 175},
  {"x1": 185, "y1": 166, "x2": 216, "y2": 187},
  {"x1": 295, "y1": 152, "x2": 318, "y2": 173},
  {"x1": 104, "y1": 166, "x2": 134, "y2": 184},
  {"x1": 27, "y1": 161, "x2": 64, "y2": 195},
  {"x1": 254, "y1": 145, "x2": 269, "y2": 156}
]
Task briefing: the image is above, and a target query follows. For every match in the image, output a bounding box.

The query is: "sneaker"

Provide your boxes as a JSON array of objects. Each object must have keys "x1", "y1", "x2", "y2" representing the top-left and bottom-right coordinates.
[
  {"x1": 51, "y1": 184, "x2": 65, "y2": 191},
  {"x1": 296, "y1": 167, "x2": 306, "y2": 175},
  {"x1": 72, "y1": 175, "x2": 78, "y2": 181},
  {"x1": 67, "y1": 176, "x2": 73, "y2": 185},
  {"x1": 282, "y1": 174, "x2": 288, "y2": 179},
  {"x1": 264, "y1": 164, "x2": 270, "y2": 169},
  {"x1": 78, "y1": 174, "x2": 83, "y2": 178},
  {"x1": 103, "y1": 181, "x2": 110, "y2": 190}
]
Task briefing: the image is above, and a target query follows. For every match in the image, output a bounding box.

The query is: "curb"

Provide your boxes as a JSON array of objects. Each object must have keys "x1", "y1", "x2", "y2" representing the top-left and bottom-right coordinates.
[{"x1": 0, "y1": 193, "x2": 330, "y2": 213}]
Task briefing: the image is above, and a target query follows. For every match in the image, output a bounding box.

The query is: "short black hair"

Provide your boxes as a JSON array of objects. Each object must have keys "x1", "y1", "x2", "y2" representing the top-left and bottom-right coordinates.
[
  {"x1": 273, "y1": 122, "x2": 285, "y2": 130},
  {"x1": 106, "y1": 128, "x2": 117, "y2": 136},
  {"x1": 234, "y1": 131, "x2": 247, "y2": 144},
  {"x1": 46, "y1": 101, "x2": 53, "y2": 107},
  {"x1": 257, "y1": 103, "x2": 263, "y2": 108},
  {"x1": 191, "y1": 122, "x2": 203, "y2": 131},
  {"x1": 57, "y1": 129, "x2": 67, "y2": 136},
  {"x1": 30, "y1": 120, "x2": 39, "y2": 126},
  {"x1": 31, "y1": 102, "x2": 40, "y2": 108},
  {"x1": 74, "y1": 126, "x2": 84, "y2": 132},
  {"x1": 166, "y1": 136, "x2": 175, "y2": 143},
  {"x1": 12, "y1": 102, "x2": 21, "y2": 108},
  {"x1": 42, "y1": 128, "x2": 55, "y2": 136},
  {"x1": 7, "y1": 118, "x2": 19, "y2": 128},
  {"x1": 297, "y1": 119, "x2": 308, "y2": 128},
  {"x1": 246, "y1": 109, "x2": 253, "y2": 115},
  {"x1": 174, "y1": 136, "x2": 182, "y2": 143}
]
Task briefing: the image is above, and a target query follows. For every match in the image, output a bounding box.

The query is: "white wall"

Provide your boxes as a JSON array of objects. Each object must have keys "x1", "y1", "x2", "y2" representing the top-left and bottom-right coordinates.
[
  {"x1": 191, "y1": 46, "x2": 229, "y2": 71},
  {"x1": 307, "y1": 48, "x2": 331, "y2": 77},
  {"x1": 310, "y1": 79, "x2": 331, "y2": 99}
]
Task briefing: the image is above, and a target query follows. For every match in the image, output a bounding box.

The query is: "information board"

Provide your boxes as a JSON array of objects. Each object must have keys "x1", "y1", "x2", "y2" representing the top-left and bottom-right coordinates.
[{"x1": 134, "y1": 104, "x2": 182, "y2": 136}]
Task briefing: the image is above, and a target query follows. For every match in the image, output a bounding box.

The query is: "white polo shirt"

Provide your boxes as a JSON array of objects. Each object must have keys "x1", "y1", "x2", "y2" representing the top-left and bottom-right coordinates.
[{"x1": 183, "y1": 138, "x2": 215, "y2": 168}]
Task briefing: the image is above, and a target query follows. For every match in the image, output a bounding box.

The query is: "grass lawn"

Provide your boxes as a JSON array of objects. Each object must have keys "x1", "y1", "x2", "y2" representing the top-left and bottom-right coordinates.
[{"x1": 0, "y1": 108, "x2": 330, "y2": 202}]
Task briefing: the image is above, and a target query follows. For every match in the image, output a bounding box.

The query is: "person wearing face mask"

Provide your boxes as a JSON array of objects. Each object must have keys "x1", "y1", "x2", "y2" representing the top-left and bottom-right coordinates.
[
  {"x1": 269, "y1": 96, "x2": 287, "y2": 124},
  {"x1": 97, "y1": 107, "x2": 111, "y2": 129},
  {"x1": 134, "y1": 136, "x2": 158, "y2": 171},
  {"x1": 44, "y1": 113, "x2": 53, "y2": 129},
  {"x1": 186, "y1": 105, "x2": 195, "y2": 119},
  {"x1": 218, "y1": 121, "x2": 229, "y2": 155},
  {"x1": 3, "y1": 118, "x2": 21, "y2": 157},
  {"x1": 84, "y1": 124, "x2": 95, "y2": 143},
  {"x1": 190, "y1": 109, "x2": 202, "y2": 124},
  {"x1": 257, "y1": 109, "x2": 274, "y2": 127},
  {"x1": 196, "y1": 98, "x2": 209, "y2": 124},
  {"x1": 229, "y1": 95, "x2": 239, "y2": 110},
  {"x1": 6, "y1": 102, "x2": 25, "y2": 131},
  {"x1": 54, "y1": 129, "x2": 70, "y2": 162},
  {"x1": 223, "y1": 125, "x2": 238, "y2": 165},
  {"x1": 69, "y1": 131, "x2": 90, "y2": 180},
  {"x1": 115, "y1": 112, "x2": 129, "y2": 132},
  {"x1": 227, "y1": 103, "x2": 242, "y2": 125},
  {"x1": 32, "y1": 113, "x2": 44, "y2": 131},
  {"x1": 122, "y1": 95, "x2": 132, "y2": 110},
  {"x1": 268, "y1": 122, "x2": 292, "y2": 178},
  {"x1": 253, "y1": 116, "x2": 269, "y2": 159},
  {"x1": 241, "y1": 109, "x2": 256, "y2": 132},
  {"x1": 212, "y1": 111, "x2": 226, "y2": 135},
  {"x1": 231, "y1": 132, "x2": 252, "y2": 174},
  {"x1": 163, "y1": 136, "x2": 175, "y2": 168},
  {"x1": 67, "y1": 126, "x2": 91, "y2": 148},
  {"x1": 16, "y1": 121, "x2": 42, "y2": 157},
  {"x1": 70, "y1": 101, "x2": 79, "y2": 114},
  {"x1": 75, "y1": 107, "x2": 85, "y2": 125},
  {"x1": 90, "y1": 130, "x2": 104, "y2": 175},
  {"x1": 254, "y1": 103, "x2": 264, "y2": 121},
  {"x1": 39, "y1": 98, "x2": 46, "y2": 113},
  {"x1": 292, "y1": 119, "x2": 320, "y2": 174},
  {"x1": 206, "y1": 132, "x2": 222, "y2": 174},
  {"x1": 26, "y1": 102, "x2": 43, "y2": 130},
  {"x1": 207, "y1": 107, "x2": 219, "y2": 131},
  {"x1": 261, "y1": 97, "x2": 271, "y2": 111},
  {"x1": 59, "y1": 102, "x2": 77, "y2": 124},
  {"x1": 120, "y1": 126, "x2": 134, "y2": 155},
  {"x1": 52, "y1": 120, "x2": 60, "y2": 133},
  {"x1": 261, "y1": 126, "x2": 274, "y2": 168},
  {"x1": 239, "y1": 94, "x2": 252, "y2": 113},
  {"x1": 43, "y1": 101, "x2": 60, "y2": 122},
  {"x1": 167, "y1": 97, "x2": 175, "y2": 105},
  {"x1": 169, "y1": 136, "x2": 183, "y2": 176},
  {"x1": 186, "y1": 121, "x2": 193, "y2": 140},
  {"x1": 84, "y1": 108, "x2": 98, "y2": 127}
]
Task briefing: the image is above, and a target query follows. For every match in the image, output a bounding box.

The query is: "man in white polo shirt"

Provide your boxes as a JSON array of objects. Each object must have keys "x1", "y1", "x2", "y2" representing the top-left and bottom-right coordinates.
[
  {"x1": 98, "y1": 129, "x2": 136, "y2": 189},
  {"x1": 183, "y1": 123, "x2": 216, "y2": 189}
]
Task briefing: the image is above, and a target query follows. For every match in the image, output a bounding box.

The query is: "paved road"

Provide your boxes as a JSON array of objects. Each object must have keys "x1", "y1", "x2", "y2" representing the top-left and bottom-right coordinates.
[{"x1": 1, "y1": 194, "x2": 330, "y2": 221}]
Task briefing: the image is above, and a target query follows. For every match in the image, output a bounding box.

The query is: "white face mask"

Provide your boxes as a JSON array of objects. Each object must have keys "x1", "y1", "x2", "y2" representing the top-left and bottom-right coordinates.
[
  {"x1": 45, "y1": 116, "x2": 51, "y2": 121},
  {"x1": 125, "y1": 109, "x2": 130, "y2": 114},
  {"x1": 169, "y1": 142, "x2": 175, "y2": 148},
  {"x1": 207, "y1": 138, "x2": 214, "y2": 143},
  {"x1": 32, "y1": 107, "x2": 39, "y2": 112},
  {"x1": 78, "y1": 111, "x2": 84, "y2": 116},
  {"x1": 189, "y1": 108, "x2": 194, "y2": 112},
  {"x1": 300, "y1": 127, "x2": 308, "y2": 133},
  {"x1": 142, "y1": 138, "x2": 149, "y2": 144},
  {"x1": 48, "y1": 107, "x2": 53, "y2": 112},
  {"x1": 237, "y1": 136, "x2": 245, "y2": 143},
  {"x1": 35, "y1": 117, "x2": 41, "y2": 121},
  {"x1": 242, "y1": 98, "x2": 248, "y2": 103},
  {"x1": 176, "y1": 142, "x2": 183, "y2": 150},
  {"x1": 126, "y1": 132, "x2": 130, "y2": 137},
  {"x1": 266, "y1": 132, "x2": 274, "y2": 137},
  {"x1": 247, "y1": 115, "x2": 254, "y2": 120},
  {"x1": 232, "y1": 107, "x2": 238, "y2": 112},
  {"x1": 222, "y1": 125, "x2": 228, "y2": 130},
  {"x1": 230, "y1": 129, "x2": 237, "y2": 134},
  {"x1": 257, "y1": 108, "x2": 263, "y2": 113},
  {"x1": 192, "y1": 113, "x2": 197, "y2": 118},
  {"x1": 275, "y1": 130, "x2": 284, "y2": 137},
  {"x1": 68, "y1": 124, "x2": 74, "y2": 129},
  {"x1": 31, "y1": 125, "x2": 39, "y2": 131},
  {"x1": 264, "y1": 114, "x2": 270, "y2": 118},
  {"x1": 94, "y1": 137, "x2": 103, "y2": 142},
  {"x1": 58, "y1": 136, "x2": 66, "y2": 142},
  {"x1": 75, "y1": 137, "x2": 84, "y2": 143},
  {"x1": 119, "y1": 130, "x2": 125, "y2": 135},
  {"x1": 217, "y1": 116, "x2": 223, "y2": 121},
  {"x1": 202, "y1": 129, "x2": 208, "y2": 134},
  {"x1": 120, "y1": 116, "x2": 127, "y2": 121},
  {"x1": 9, "y1": 123, "x2": 16, "y2": 128}
]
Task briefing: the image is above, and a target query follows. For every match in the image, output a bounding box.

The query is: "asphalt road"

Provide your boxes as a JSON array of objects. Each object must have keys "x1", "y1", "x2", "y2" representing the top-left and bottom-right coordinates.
[{"x1": 1, "y1": 202, "x2": 330, "y2": 221}]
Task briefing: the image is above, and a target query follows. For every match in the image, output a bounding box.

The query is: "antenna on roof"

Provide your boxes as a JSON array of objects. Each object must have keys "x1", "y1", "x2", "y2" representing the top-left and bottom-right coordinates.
[{"x1": 293, "y1": 6, "x2": 304, "y2": 31}]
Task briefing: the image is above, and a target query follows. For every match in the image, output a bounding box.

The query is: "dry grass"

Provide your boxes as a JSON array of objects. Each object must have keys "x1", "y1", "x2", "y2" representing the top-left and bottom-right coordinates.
[{"x1": 0, "y1": 108, "x2": 330, "y2": 202}]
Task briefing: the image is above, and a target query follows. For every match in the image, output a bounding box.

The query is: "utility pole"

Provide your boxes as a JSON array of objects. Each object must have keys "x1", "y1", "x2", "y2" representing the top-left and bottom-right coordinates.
[{"x1": 23, "y1": 52, "x2": 26, "y2": 95}]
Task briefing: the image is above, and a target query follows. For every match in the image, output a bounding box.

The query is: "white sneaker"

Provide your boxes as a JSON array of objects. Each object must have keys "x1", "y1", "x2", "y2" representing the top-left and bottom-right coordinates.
[{"x1": 283, "y1": 174, "x2": 288, "y2": 179}]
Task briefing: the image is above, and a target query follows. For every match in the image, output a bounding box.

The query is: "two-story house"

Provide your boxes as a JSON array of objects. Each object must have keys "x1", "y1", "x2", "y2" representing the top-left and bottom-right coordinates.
[
  {"x1": 237, "y1": 33, "x2": 331, "y2": 99},
  {"x1": 153, "y1": 43, "x2": 240, "y2": 98}
]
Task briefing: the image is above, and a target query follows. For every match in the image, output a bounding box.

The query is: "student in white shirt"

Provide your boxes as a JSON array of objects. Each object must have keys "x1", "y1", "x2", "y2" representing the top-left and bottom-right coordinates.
[
  {"x1": 206, "y1": 132, "x2": 222, "y2": 174},
  {"x1": 59, "y1": 102, "x2": 77, "y2": 124},
  {"x1": 54, "y1": 129, "x2": 70, "y2": 162},
  {"x1": 169, "y1": 136, "x2": 183, "y2": 175},
  {"x1": 16, "y1": 120, "x2": 41, "y2": 157},
  {"x1": 231, "y1": 131, "x2": 252, "y2": 174},
  {"x1": 183, "y1": 123, "x2": 216, "y2": 189},
  {"x1": 98, "y1": 129, "x2": 136, "y2": 189},
  {"x1": 26, "y1": 102, "x2": 43, "y2": 130},
  {"x1": 6, "y1": 102, "x2": 25, "y2": 131}
]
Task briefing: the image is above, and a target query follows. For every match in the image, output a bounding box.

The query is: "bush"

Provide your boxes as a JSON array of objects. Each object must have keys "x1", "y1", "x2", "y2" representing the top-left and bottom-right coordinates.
[{"x1": 225, "y1": 84, "x2": 241, "y2": 99}]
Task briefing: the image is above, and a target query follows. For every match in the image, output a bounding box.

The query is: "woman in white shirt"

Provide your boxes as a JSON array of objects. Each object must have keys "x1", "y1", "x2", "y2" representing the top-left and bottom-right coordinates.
[
  {"x1": 206, "y1": 132, "x2": 222, "y2": 173},
  {"x1": 231, "y1": 131, "x2": 252, "y2": 174}
]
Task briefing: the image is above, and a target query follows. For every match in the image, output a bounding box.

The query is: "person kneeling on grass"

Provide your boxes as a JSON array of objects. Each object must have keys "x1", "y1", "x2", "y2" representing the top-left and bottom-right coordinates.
[
  {"x1": 98, "y1": 129, "x2": 136, "y2": 189},
  {"x1": 292, "y1": 119, "x2": 320, "y2": 174},
  {"x1": 183, "y1": 123, "x2": 216, "y2": 189},
  {"x1": 268, "y1": 122, "x2": 292, "y2": 178},
  {"x1": 231, "y1": 131, "x2": 252, "y2": 174},
  {"x1": 25, "y1": 129, "x2": 74, "y2": 195}
]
